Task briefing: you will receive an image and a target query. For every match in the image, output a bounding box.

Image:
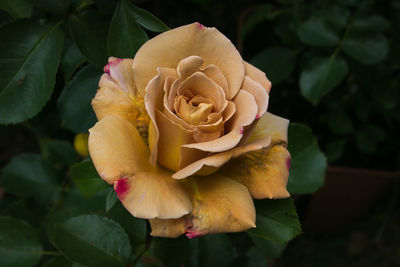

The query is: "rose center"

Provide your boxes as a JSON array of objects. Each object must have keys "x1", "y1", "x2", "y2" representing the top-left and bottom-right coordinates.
[{"x1": 174, "y1": 93, "x2": 215, "y2": 126}]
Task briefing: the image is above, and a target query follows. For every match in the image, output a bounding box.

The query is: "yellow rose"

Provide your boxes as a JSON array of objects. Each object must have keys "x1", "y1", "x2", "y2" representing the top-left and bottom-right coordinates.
[{"x1": 88, "y1": 23, "x2": 291, "y2": 238}]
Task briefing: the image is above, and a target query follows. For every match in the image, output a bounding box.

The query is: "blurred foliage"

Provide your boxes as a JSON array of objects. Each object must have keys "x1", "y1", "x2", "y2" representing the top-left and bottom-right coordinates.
[
  {"x1": 0, "y1": 0, "x2": 397, "y2": 266},
  {"x1": 241, "y1": 0, "x2": 400, "y2": 170}
]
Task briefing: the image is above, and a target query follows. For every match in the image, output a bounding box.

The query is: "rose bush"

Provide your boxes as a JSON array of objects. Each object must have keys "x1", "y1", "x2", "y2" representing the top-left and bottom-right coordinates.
[{"x1": 88, "y1": 22, "x2": 291, "y2": 238}]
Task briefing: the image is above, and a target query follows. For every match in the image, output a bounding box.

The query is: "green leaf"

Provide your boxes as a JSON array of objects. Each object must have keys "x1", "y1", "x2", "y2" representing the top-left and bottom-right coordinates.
[
  {"x1": 0, "y1": 0, "x2": 32, "y2": 18},
  {"x1": 47, "y1": 139, "x2": 79, "y2": 165},
  {"x1": 327, "y1": 109, "x2": 353, "y2": 135},
  {"x1": 323, "y1": 6, "x2": 350, "y2": 30},
  {"x1": 53, "y1": 215, "x2": 131, "y2": 267},
  {"x1": 251, "y1": 46, "x2": 297, "y2": 85},
  {"x1": 128, "y1": 3, "x2": 169, "y2": 32},
  {"x1": 343, "y1": 32, "x2": 389, "y2": 64},
  {"x1": 248, "y1": 234, "x2": 286, "y2": 259},
  {"x1": 297, "y1": 16, "x2": 340, "y2": 47},
  {"x1": 69, "y1": 11, "x2": 110, "y2": 67},
  {"x1": 106, "y1": 188, "x2": 119, "y2": 213},
  {"x1": 240, "y1": 4, "x2": 279, "y2": 39},
  {"x1": 355, "y1": 124, "x2": 385, "y2": 154},
  {"x1": 299, "y1": 57, "x2": 348, "y2": 105},
  {"x1": 69, "y1": 159, "x2": 109, "y2": 198},
  {"x1": 351, "y1": 15, "x2": 390, "y2": 33},
  {"x1": 58, "y1": 65, "x2": 100, "y2": 133},
  {"x1": 247, "y1": 198, "x2": 301, "y2": 244},
  {"x1": 61, "y1": 38, "x2": 86, "y2": 82},
  {"x1": 45, "y1": 207, "x2": 86, "y2": 248},
  {"x1": 29, "y1": 0, "x2": 70, "y2": 15},
  {"x1": 234, "y1": 247, "x2": 267, "y2": 267},
  {"x1": 198, "y1": 234, "x2": 234, "y2": 267},
  {"x1": 325, "y1": 138, "x2": 347, "y2": 162},
  {"x1": 0, "y1": 20, "x2": 64, "y2": 124},
  {"x1": 287, "y1": 123, "x2": 327, "y2": 194},
  {"x1": 150, "y1": 237, "x2": 190, "y2": 266},
  {"x1": 0, "y1": 153, "x2": 60, "y2": 204},
  {"x1": 107, "y1": 0, "x2": 148, "y2": 58},
  {"x1": 3, "y1": 198, "x2": 48, "y2": 227},
  {"x1": 107, "y1": 202, "x2": 146, "y2": 245},
  {"x1": 42, "y1": 256, "x2": 76, "y2": 267},
  {"x1": 0, "y1": 216, "x2": 42, "y2": 267}
]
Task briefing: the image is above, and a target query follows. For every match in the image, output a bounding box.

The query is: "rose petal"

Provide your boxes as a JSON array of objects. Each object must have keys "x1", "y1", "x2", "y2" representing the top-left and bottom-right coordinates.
[
  {"x1": 185, "y1": 175, "x2": 256, "y2": 237},
  {"x1": 193, "y1": 128, "x2": 222, "y2": 143},
  {"x1": 103, "y1": 57, "x2": 137, "y2": 96},
  {"x1": 149, "y1": 175, "x2": 256, "y2": 238},
  {"x1": 150, "y1": 217, "x2": 187, "y2": 238},
  {"x1": 183, "y1": 90, "x2": 258, "y2": 153},
  {"x1": 145, "y1": 67, "x2": 179, "y2": 165},
  {"x1": 115, "y1": 168, "x2": 192, "y2": 219},
  {"x1": 172, "y1": 137, "x2": 271, "y2": 179},
  {"x1": 177, "y1": 55, "x2": 204, "y2": 77},
  {"x1": 221, "y1": 145, "x2": 291, "y2": 199},
  {"x1": 241, "y1": 76, "x2": 269, "y2": 118},
  {"x1": 92, "y1": 79, "x2": 137, "y2": 122},
  {"x1": 155, "y1": 109, "x2": 195, "y2": 172},
  {"x1": 177, "y1": 72, "x2": 226, "y2": 112},
  {"x1": 246, "y1": 112, "x2": 289, "y2": 145},
  {"x1": 201, "y1": 64, "x2": 230, "y2": 99},
  {"x1": 88, "y1": 116, "x2": 151, "y2": 184},
  {"x1": 133, "y1": 22, "x2": 244, "y2": 99},
  {"x1": 244, "y1": 61, "x2": 272, "y2": 93}
]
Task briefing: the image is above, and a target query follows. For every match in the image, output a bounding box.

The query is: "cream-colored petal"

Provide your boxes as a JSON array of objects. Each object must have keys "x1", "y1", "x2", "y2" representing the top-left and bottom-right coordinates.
[
  {"x1": 201, "y1": 64, "x2": 230, "y2": 99},
  {"x1": 133, "y1": 23, "x2": 244, "y2": 99},
  {"x1": 241, "y1": 76, "x2": 269, "y2": 118},
  {"x1": 150, "y1": 175, "x2": 257, "y2": 238},
  {"x1": 155, "y1": 109, "x2": 194, "y2": 172},
  {"x1": 92, "y1": 80, "x2": 136, "y2": 122},
  {"x1": 222, "y1": 101, "x2": 236, "y2": 122},
  {"x1": 193, "y1": 128, "x2": 222, "y2": 143},
  {"x1": 177, "y1": 56, "x2": 204, "y2": 77},
  {"x1": 177, "y1": 72, "x2": 225, "y2": 112},
  {"x1": 246, "y1": 112, "x2": 289, "y2": 145},
  {"x1": 88, "y1": 116, "x2": 151, "y2": 184},
  {"x1": 173, "y1": 137, "x2": 271, "y2": 179},
  {"x1": 145, "y1": 67, "x2": 179, "y2": 165},
  {"x1": 150, "y1": 217, "x2": 187, "y2": 238},
  {"x1": 104, "y1": 57, "x2": 137, "y2": 96},
  {"x1": 221, "y1": 145, "x2": 291, "y2": 199},
  {"x1": 183, "y1": 90, "x2": 258, "y2": 153},
  {"x1": 244, "y1": 61, "x2": 271, "y2": 93},
  {"x1": 114, "y1": 168, "x2": 192, "y2": 219},
  {"x1": 183, "y1": 175, "x2": 256, "y2": 238}
]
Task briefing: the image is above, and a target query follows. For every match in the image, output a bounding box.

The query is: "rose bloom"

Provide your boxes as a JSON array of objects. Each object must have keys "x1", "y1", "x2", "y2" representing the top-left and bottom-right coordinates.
[{"x1": 88, "y1": 22, "x2": 291, "y2": 238}]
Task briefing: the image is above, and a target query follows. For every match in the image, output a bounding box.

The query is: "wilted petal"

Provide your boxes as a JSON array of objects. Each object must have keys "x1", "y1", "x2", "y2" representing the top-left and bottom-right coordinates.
[
  {"x1": 92, "y1": 80, "x2": 137, "y2": 122},
  {"x1": 183, "y1": 90, "x2": 258, "y2": 153},
  {"x1": 184, "y1": 175, "x2": 256, "y2": 238},
  {"x1": 103, "y1": 57, "x2": 137, "y2": 96},
  {"x1": 241, "y1": 76, "x2": 269, "y2": 118},
  {"x1": 173, "y1": 137, "x2": 271, "y2": 179},
  {"x1": 88, "y1": 116, "x2": 151, "y2": 184},
  {"x1": 133, "y1": 22, "x2": 244, "y2": 99},
  {"x1": 244, "y1": 61, "x2": 271, "y2": 93},
  {"x1": 150, "y1": 217, "x2": 187, "y2": 238},
  {"x1": 221, "y1": 145, "x2": 291, "y2": 199},
  {"x1": 246, "y1": 112, "x2": 289, "y2": 145},
  {"x1": 115, "y1": 168, "x2": 192, "y2": 219}
]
